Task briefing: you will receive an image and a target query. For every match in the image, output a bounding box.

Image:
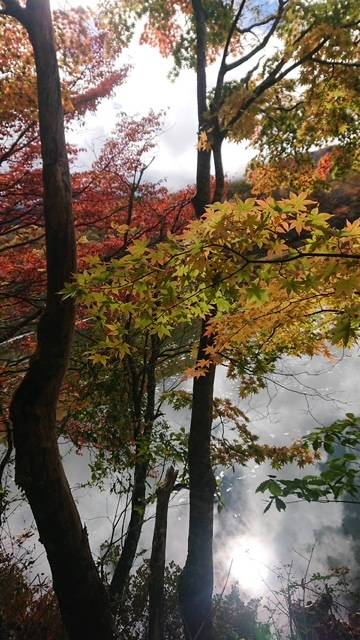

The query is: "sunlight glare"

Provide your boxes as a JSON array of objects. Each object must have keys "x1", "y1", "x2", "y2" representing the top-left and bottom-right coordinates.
[{"x1": 229, "y1": 536, "x2": 270, "y2": 594}]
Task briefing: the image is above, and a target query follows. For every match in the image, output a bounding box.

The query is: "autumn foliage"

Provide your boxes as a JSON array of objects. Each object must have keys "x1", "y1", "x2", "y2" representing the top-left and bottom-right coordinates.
[{"x1": 1, "y1": 1, "x2": 360, "y2": 639}]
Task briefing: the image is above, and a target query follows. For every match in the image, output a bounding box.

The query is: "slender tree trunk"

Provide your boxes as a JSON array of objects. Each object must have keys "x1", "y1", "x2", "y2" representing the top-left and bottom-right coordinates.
[
  {"x1": 179, "y1": 329, "x2": 216, "y2": 640},
  {"x1": 6, "y1": 2, "x2": 114, "y2": 638},
  {"x1": 191, "y1": 0, "x2": 211, "y2": 217},
  {"x1": 110, "y1": 456, "x2": 149, "y2": 603},
  {"x1": 110, "y1": 337, "x2": 159, "y2": 605},
  {"x1": 212, "y1": 131, "x2": 225, "y2": 203},
  {"x1": 178, "y1": 4, "x2": 217, "y2": 640},
  {"x1": 148, "y1": 466, "x2": 178, "y2": 640}
]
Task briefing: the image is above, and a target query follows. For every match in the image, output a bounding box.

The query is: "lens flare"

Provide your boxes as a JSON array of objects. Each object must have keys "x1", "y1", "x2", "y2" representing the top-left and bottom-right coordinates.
[{"x1": 229, "y1": 536, "x2": 270, "y2": 594}]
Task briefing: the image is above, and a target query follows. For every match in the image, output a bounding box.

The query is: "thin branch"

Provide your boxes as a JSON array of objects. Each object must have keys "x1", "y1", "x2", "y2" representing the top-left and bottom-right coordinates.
[
  {"x1": 225, "y1": 0, "x2": 286, "y2": 73},
  {"x1": 224, "y1": 37, "x2": 329, "y2": 133},
  {"x1": 0, "y1": 122, "x2": 37, "y2": 166},
  {"x1": 237, "y1": 11, "x2": 283, "y2": 35},
  {"x1": 310, "y1": 56, "x2": 360, "y2": 68},
  {"x1": 222, "y1": 247, "x2": 360, "y2": 265}
]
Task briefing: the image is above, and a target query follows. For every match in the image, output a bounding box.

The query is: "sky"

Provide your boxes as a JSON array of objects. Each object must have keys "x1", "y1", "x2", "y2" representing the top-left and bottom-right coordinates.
[{"x1": 55, "y1": 0, "x2": 256, "y2": 190}]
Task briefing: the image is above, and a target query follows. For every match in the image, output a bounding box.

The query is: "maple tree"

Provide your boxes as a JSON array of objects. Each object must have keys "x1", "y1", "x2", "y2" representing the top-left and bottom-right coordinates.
[
  {"x1": 0, "y1": 107, "x2": 194, "y2": 435},
  {"x1": 0, "y1": 2, "x2": 124, "y2": 638},
  {"x1": 0, "y1": 5, "x2": 131, "y2": 439},
  {"x1": 0, "y1": 13, "x2": 196, "y2": 627},
  {"x1": 66, "y1": 192, "x2": 360, "y2": 635},
  {"x1": 105, "y1": 0, "x2": 360, "y2": 196},
  {"x1": 68, "y1": 194, "x2": 360, "y2": 396},
  {"x1": 98, "y1": 3, "x2": 360, "y2": 636},
  {"x1": 0, "y1": 99, "x2": 197, "y2": 618}
]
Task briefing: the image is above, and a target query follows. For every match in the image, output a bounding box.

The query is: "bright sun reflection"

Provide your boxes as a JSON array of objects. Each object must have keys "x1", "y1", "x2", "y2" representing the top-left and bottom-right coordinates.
[{"x1": 229, "y1": 536, "x2": 270, "y2": 594}]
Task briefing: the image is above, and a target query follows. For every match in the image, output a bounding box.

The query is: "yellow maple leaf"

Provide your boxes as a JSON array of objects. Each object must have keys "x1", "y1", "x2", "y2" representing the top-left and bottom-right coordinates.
[{"x1": 197, "y1": 130, "x2": 212, "y2": 152}]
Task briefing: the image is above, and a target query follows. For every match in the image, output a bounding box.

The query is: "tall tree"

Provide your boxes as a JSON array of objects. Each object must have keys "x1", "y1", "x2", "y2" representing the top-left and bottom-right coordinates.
[
  {"x1": 148, "y1": 465, "x2": 178, "y2": 640},
  {"x1": 101, "y1": 1, "x2": 359, "y2": 636},
  {"x1": 0, "y1": 1, "x2": 114, "y2": 638},
  {"x1": 176, "y1": 3, "x2": 216, "y2": 638},
  {"x1": 0, "y1": 5, "x2": 129, "y2": 441}
]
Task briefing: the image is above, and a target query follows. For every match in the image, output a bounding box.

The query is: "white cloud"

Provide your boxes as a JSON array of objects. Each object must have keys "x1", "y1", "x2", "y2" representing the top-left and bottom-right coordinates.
[{"x1": 54, "y1": 0, "x2": 257, "y2": 188}]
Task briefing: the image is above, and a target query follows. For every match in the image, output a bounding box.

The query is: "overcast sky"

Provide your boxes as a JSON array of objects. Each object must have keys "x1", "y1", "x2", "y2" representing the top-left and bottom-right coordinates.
[{"x1": 55, "y1": 0, "x2": 256, "y2": 189}]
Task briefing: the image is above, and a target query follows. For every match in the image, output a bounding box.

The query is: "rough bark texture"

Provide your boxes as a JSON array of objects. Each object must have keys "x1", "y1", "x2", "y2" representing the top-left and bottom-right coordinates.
[
  {"x1": 148, "y1": 466, "x2": 178, "y2": 640},
  {"x1": 7, "y1": 2, "x2": 114, "y2": 638},
  {"x1": 212, "y1": 132, "x2": 225, "y2": 203}
]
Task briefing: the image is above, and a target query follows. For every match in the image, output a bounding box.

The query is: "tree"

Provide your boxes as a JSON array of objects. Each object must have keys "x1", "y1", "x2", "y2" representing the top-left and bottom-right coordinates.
[
  {"x1": 109, "y1": 560, "x2": 270, "y2": 640},
  {"x1": 148, "y1": 465, "x2": 178, "y2": 640},
  {"x1": 67, "y1": 191, "x2": 360, "y2": 639},
  {"x1": 0, "y1": 2, "x2": 114, "y2": 638},
  {"x1": 0, "y1": 56, "x2": 194, "y2": 621},
  {"x1": 0, "y1": 6, "x2": 129, "y2": 444},
  {"x1": 101, "y1": 2, "x2": 359, "y2": 635}
]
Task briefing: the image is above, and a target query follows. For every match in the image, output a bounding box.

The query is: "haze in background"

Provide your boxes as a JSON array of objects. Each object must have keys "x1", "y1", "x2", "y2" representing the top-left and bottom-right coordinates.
[{"x1": 9, "y1": 351, "x2": 360, "y2": 606}]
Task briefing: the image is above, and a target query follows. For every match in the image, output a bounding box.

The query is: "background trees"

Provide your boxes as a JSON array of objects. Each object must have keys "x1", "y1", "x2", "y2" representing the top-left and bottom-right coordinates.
[{"x1": 99, "y1": 2, "x2": 359, "y2": 636}]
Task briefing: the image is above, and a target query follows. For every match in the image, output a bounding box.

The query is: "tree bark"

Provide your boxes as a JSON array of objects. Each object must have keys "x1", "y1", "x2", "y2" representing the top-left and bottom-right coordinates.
[
  {"x1": 191, "y1": 0, "x2": 211, "y2": 217},
  {"x1": 148, "y1": 466, "x2": 178, "y2": 640},
  {"x1": 179, "y1": 329, "x2": 216, "y2": 640},
  {"x1": 6, "y1": 2, "x2": 114, "y2": 638},
  {"x1": 179, "y1": 4, "x2": 216, "y2": 640},
  {"x1": 212, "y1": 131, "x2": 225, "y2": 203}
]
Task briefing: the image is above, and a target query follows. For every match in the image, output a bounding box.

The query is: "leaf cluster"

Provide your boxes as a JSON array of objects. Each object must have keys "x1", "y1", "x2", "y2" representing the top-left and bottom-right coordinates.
[
  {"x1": 256, "y1": 413, "x2": 360, "y2": 511},
  {"x1": 66, "y1": 194, "x2": 360, "y2": 380}
]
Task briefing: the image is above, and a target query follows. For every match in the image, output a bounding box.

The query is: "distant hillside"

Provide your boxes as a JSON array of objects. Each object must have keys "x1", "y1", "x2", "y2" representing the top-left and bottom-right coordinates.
[
  {"x1": 314, "y1": 173, "x2": 360, "y2": 227},
  {"x1": 228, "y1": 171, "x2": 360, "y2": 226}
]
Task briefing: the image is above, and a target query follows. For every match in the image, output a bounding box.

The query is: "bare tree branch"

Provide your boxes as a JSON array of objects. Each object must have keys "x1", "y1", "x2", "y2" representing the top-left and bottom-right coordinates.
[
  {"x1": 0, "y1": 122, "x2": 37, "y2": 166},
  {"x1": 310, "y1": 56, "x2": 360, "y2": 68},
  {"x1": 225, "y1": 0, "x2": 287, "y2": 73}
]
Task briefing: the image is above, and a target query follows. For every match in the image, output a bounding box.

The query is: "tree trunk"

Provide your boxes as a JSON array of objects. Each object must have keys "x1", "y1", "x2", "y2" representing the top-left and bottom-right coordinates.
[
  {"x1": 7, "y1": 2, "x2": 114, "y2": 638},
  {"x1": 191, "y1": 0, "x2": 211, "y2": 217},
  {"x1": 179, "y1": 329, "x2": 216, "y2": 640},
  {"x1": 212, "y1": 131, "x2": 225, "y2": 203},
  {"x1": 110, "y1": 337, "x2": 159, "y2": 605},
  {"x1": 179, "y1": 3, "x2": 216, "y2": 639},
  {"x1": 148, "y1": 466, "x2": 178, "y2": 640},
  {"x1": 110, "y1": 456, "x2": 149, "y2": 603}
]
